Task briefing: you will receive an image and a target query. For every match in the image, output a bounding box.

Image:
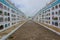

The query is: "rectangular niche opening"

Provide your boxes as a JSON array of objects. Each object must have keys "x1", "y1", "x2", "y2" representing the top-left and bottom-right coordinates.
[
  {"x1": 55, "y1": 22, "x2": 58, "y2": 26},
  {"x1": 0, "y1": 25, "x2": 4, "y2": 30},
  {"x1": 0, "y1": 17, "x2": 3, "y2": 22},
  {"x1": 5, "y1": 24, "x2": 8, "y2": 28},
  {"x1": 0, "y1": 10, "x2": 2, "y2": 15},
  {"x1": 0, "y1": 3, "x2": 3, "y2": 9}
]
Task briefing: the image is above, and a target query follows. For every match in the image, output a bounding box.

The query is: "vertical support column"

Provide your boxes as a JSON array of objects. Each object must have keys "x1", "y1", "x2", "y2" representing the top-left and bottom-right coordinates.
[{"x1": 38, "y1": 15, "x2": 40, "y2": 23}]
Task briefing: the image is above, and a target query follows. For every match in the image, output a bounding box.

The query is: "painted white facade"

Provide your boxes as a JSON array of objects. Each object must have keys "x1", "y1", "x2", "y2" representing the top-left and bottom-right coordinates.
[
  {"x1": 0, "y1": 0, "x2": 26, "y2": 32},
  {"x1": 33, "y1": 0, "x2": 60, "y2": 28}
]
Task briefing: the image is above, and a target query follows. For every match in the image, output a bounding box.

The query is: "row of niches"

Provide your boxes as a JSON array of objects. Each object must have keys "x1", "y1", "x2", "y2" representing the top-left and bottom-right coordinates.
[
  {"x1": 0, "y1": 10, "x2": 17, "y2": 17},
  {"x1": 45, "y1": 17, "x2": 50, "y2": 20},
  {"x1": 52, "y1": 17, "x2": 58, "y2": 20},
  {"x1": 51, "y1": 10, "x2": 60, "y2": 15},
  {"x1": 0, "y1": 23, "x2": 10, "y2": 30},
  {"x1": 0, "y1": 3, "x2": 10, "y2": 11},
  {"x1": 0, "y1": 3, "x2": 16, "y2": 13},
  {"x1": 0, "y1": 10, "x2": 10, "y2": 16},
  {"x1": 12, "y1": 18, "x2": 16, "y2": 21},
  {"x1": 45, "y1": 13, "x2": 50, "y2": 16},
  {"x1": 52, "y1": 16, "x2": 60, "y2": 21},
  {"x1": 42, "y1": 9, "x2": 60, "y2": 16},
  {"x1": 12, "y1": 22, "x2": 16, "y2": 25},
  {"x1": 45, "y1": 19, "x2": 59, "y2": 27},
  {"x1": 52, "y1": 21, "x2": 58, "y2": 26},
  {"x1": 41, "y1": 16, "x2": 60, "y2": 21},
  {"x1": 44, "y1": 16, "x2": 58, "y2": 20},
  {"x1": 45, "y1": 21, "x2": 50, "y2": 24},
  {"x1": 45, "y1": 16, "x2": 58, "y2": 20},
  {"x1": 0, "y1": 17, "x2": 10, "y2": 22},
  {"x1": 46, "y1": 21, "x2": 58, "y2": 27},
  {"x1": 52, "y1": 3, "x2": 60, "y2": 10},
  {"x1": 11, "y1": 14, "x2": 16, "y2": 17},
  {"x1": 44, "y1": 3, "x2": 60, "y2": 13}
]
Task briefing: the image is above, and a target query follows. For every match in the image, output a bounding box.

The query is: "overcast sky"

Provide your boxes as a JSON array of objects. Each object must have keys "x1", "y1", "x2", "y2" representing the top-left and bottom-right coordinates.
[{"x1": 10, "y1": 0, "x2": 51, "y2": 17}]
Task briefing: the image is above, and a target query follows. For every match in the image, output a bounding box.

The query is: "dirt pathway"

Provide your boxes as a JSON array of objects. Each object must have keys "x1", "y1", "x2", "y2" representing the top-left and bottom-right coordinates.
[{"x1": 7, "y1": 21, "x2": 60, "y2": 40}]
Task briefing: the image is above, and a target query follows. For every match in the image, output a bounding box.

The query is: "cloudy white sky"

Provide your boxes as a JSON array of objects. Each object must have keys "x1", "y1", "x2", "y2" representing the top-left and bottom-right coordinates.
[{"x1": 10, "y1": 0, "x2": 51, "y2": 17}]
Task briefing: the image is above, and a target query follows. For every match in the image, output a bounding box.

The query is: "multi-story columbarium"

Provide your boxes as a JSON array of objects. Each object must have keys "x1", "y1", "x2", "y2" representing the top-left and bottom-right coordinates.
[
  {"x1": 0, "y1": 0, "x2": 26, "y2": 32},
  {"x1": 33, "y1": 0, "x2": 60, "y2": 35}
]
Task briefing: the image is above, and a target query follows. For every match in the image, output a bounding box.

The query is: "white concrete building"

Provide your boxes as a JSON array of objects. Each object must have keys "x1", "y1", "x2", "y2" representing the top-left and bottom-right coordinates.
[
  {"x1": 33, "y1": 0, "x2": 60, "y2": 28},
  {"x1": 0, "y1": 0, "x2": 26, "y2": 32}
]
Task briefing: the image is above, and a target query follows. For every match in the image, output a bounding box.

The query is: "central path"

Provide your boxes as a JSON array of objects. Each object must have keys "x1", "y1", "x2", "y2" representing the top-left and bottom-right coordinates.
[{"x1": 8, "y1": 21, "x2": 60, "y2": 40}]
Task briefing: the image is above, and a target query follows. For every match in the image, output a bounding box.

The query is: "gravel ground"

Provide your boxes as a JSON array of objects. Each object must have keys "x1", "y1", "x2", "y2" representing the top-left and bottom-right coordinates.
[{"x1": 7, "y1": 21, "x2": 60, "y2": 40}]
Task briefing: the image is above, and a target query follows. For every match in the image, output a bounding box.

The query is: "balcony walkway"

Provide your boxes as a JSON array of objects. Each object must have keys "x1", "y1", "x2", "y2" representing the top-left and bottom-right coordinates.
[{"x1": 7, "y1": 21, "x2": 60, "y2": 40}]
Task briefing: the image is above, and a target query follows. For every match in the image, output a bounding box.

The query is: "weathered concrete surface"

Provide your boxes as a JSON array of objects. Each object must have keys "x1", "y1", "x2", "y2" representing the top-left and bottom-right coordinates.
[{"x1": 7, "y1": 21, "x2": 60, "y2": 40}]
